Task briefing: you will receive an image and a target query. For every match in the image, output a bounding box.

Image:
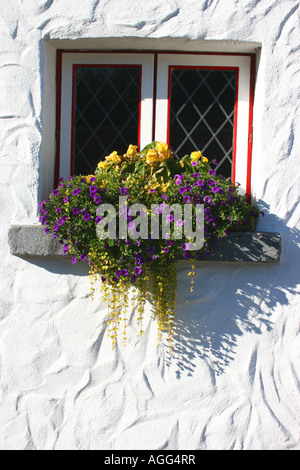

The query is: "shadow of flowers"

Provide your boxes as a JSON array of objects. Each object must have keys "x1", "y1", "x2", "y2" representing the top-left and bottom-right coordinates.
[{"x1": 166, "y1": 202, "x2": 299, "y2": 378}]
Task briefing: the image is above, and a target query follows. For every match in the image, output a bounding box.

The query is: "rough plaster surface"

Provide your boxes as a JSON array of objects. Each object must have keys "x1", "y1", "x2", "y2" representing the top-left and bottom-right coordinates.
[{"x1": 0, "y1": 0, "x2": 300, "y2": 450}]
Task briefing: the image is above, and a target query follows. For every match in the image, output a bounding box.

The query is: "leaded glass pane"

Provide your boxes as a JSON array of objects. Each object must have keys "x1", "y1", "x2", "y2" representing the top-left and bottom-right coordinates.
[
  {"x1": 169, "y1": 68, "x2": 237, "y2": 178},
  {"x1": 74, "y1": 66, "x2": 140, "y2": 175}
]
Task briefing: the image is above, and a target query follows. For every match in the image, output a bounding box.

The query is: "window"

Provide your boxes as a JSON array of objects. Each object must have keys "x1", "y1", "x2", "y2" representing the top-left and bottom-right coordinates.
[{"x1": 55, "y1": 51, "x2": 254, "y2": 195}]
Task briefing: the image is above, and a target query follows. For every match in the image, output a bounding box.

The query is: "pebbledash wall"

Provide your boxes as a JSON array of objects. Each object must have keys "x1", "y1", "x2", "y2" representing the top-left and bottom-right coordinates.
[{"x1": 1, "y1": 0, "x2": 299, "y2": 450}]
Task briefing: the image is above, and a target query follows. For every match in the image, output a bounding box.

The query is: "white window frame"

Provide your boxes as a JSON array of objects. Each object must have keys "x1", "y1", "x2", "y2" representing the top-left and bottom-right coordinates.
[{"x1": 56, "y1": 51, "x2": 254, "y2": 196}]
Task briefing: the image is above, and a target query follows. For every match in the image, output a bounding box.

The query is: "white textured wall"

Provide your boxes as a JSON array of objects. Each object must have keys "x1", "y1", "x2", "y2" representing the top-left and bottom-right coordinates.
[{"x1": 1, "y1": 0, "x2": 300, "y2": 450}]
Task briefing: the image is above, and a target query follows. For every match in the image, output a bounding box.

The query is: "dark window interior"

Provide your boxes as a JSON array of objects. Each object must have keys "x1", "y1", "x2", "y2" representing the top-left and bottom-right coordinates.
[
  {"x1": 169, "y1": 68, "x2": 237, "y2": 178},
  {"x1": 74, "y1": 66, "x2": 140, "y2": 175}
]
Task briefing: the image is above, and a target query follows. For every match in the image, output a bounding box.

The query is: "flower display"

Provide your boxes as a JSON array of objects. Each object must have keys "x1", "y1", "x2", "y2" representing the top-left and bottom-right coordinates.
[{"x1": 39, "y1": 142, "x2": 262, "y2": 352}]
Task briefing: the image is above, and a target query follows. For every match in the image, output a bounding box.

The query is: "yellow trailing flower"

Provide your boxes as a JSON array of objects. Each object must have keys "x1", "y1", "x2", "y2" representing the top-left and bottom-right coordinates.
[
  {"x1": 201, "y1": 156, "x2": 208, "y2": 163},
  {"x1": 160, "y1": 182, "x2": 170, "y2": 192}
]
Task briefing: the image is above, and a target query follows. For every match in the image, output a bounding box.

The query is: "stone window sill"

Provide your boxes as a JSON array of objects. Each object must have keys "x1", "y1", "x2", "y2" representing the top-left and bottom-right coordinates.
[{"x1": 8, "y1": 225, "x2": 281, "y2": 263}]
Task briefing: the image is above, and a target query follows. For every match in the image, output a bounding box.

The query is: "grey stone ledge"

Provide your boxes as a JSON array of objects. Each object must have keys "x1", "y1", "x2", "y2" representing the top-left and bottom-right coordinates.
[{"x1": 8, "y1": 224, "x2": 281, "y2": 264}]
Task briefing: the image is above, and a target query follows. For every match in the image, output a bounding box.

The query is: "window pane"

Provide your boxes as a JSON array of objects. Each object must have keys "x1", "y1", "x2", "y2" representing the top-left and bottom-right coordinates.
[
  {"x1": 169, "y1": 68, "x2": 237, "y2": 178},
  {"x1": 73, "y1": 66, "x2": 141, "y2": 175}
]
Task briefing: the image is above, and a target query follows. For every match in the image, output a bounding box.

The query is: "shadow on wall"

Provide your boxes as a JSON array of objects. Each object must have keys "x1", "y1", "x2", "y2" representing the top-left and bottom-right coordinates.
[{"x1": 168, "y1": 202, "x2": 299, "y2": 378}]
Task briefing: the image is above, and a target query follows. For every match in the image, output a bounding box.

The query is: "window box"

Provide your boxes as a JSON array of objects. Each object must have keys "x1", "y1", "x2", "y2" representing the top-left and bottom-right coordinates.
[{"x1": 8, "y1": 224, "x2": 281, "y2": 264}]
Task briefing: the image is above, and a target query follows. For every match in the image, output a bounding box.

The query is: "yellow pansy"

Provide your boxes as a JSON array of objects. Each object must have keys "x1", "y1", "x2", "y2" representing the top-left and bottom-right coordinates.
[
  {"x1": 156, "y1": 142, "x2": 169, "y2": 153},
  {"x1": 191, "y1": 151, "x2": 202, "y2": 161},
  {"x1": 86, "y1": 174, "x2": 97, "y2": 181},
  {"x1": 156, "y1": 142, "x2": 172, "y2": 162},
  {"x1": 97, "y1": 161, "x2": 109, "y2": 170},
  {"x1": 146, "y1": 149, "x2": 159, "y2": 166},
  {"x1": 126, "y1": 144, "x2": 138, "y2": 157},
  {"x1": 105, "y1": 151, "x2": 122, "y2": 164}
]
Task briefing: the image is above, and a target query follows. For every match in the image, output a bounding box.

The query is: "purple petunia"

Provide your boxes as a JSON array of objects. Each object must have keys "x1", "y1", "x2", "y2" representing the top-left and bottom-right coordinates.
[
  {"x1": 72, "y1": 208, "x2": 80, "y2": 214},
  {"x1": 191, "y1": 161, "x2": 198, "y2": 166},
  {"x1": 134, "y1": 266, "x2": 142, "y2": 275},
  {"x1": 176, "y1": 219, "x2": 184, "y2": 227},
  {"x1": 127, "y1": 221, "x2": 135, "y2": 230},
  {"x1": 73, "y1": 188, "x2": 81, "y2": 196},
  {"x1": 166, "y1": 214, "x2": 174, "y2": 223},
  {"x1": 83, "y1": 213, "x2": 91, "y2": 221},
  {"x1": 203, "y1": 196, "x2": 211, "y2": 204},
  {"x1": 72, "y1": 257, "x2": 77, "y2": 264},
  {"x1": 52, "y1": 190, "x2": 59, "y2": 196},
  {"x1": 120, "y1": 187, "x2": 128, "y2": 195}
]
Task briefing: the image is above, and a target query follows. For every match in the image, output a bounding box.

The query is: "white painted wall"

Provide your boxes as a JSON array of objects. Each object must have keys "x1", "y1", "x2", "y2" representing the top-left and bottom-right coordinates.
[{"x1": 1, "y1": 0, "x2": 299, "y2": 450}]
